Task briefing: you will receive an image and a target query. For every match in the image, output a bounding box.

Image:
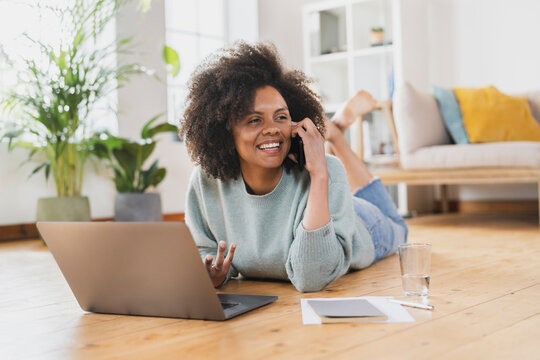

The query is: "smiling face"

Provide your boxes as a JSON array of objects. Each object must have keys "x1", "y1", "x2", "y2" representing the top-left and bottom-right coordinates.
[{"x1": 231, "y1": 86, "x2": 292, "y2": 176}]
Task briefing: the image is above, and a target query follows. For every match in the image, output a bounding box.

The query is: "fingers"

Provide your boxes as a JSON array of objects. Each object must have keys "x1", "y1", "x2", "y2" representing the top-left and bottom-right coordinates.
[
  {"x1": 205, "y1": 254, "x2": 213, "y2": 272},
  {"x1": 214, "y1": 240, "x2": 226, "y2": 271},
  {"x1": 288, "y1": 153, "x2": 298, "y2": 163},
  {"x1": 292, "y1": 118, "x2": 320, "y2": 139},
  {"x1": 223, "y1": 243, "x2": 236, "y2": 266},
  {"x1": 292, "y1": 122, "x2": 307, "y2": 139},
  {"x1": 293, "y1": 118, "x2": 316, "y2": 130}
]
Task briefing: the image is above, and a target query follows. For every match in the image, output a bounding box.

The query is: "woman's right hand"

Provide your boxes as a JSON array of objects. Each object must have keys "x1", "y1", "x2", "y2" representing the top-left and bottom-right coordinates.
[{"x1": 204, "y1": 240, "x2": 236, "y2": 287}]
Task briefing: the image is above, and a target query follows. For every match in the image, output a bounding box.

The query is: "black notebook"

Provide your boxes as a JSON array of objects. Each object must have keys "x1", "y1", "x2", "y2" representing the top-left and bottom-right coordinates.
[{"x1": 307, "y1": 299, "x2": 387, "y2": 323}]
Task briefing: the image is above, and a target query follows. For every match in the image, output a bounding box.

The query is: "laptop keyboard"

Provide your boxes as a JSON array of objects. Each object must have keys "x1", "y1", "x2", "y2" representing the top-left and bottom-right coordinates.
[{"x1": 221, "y1": 302, "x2": 239, "y2": 310}]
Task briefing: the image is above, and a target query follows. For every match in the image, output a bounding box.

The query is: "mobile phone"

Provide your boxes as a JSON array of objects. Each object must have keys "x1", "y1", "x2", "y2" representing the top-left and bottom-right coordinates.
[{"x1": 289, "y1": 135, "x2": 305, "y2": 169}]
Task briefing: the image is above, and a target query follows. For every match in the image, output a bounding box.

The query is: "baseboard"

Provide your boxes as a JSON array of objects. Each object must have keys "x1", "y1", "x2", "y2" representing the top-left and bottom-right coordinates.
[
  {"x1": 0, "y1": 213, "x2": 186, "y2": 242},
  {"x1": 435, "y1": 200, "x2": 538, "y2": 214}
]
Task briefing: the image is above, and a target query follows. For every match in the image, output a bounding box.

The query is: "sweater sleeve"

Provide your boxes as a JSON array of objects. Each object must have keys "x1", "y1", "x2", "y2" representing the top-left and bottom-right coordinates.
[
  {"x1": 185, "y1": 168, "x2": 238, "y2": 286},
  {"x1": 285, "y1": 159, "x2": 355, "y2": 292}
]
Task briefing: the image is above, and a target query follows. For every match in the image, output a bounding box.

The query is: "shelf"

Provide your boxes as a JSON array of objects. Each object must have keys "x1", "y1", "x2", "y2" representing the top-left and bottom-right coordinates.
[
  {"x1": 310, "y1": 51, "x2": 349, "y2": 64},
  {"x1": 303, "y1": 0, "x2": 348, "y2": 13},
  {"x1": 306, "y1": 4, "x2": 347, "y2": 57},
  {"x1": 351, "y1": 0, "x2": 393, "y2": 51},
  {"x1": 353, "y1": 45, "x2": 392, "y2": 58}
]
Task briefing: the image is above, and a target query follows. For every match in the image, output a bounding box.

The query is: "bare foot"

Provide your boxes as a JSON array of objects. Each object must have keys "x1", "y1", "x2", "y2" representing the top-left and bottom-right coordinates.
[
  {"x1": 332, "y1": 90, "x2": 377, "y2": 132},
  {"x1": 324, "y1": 115, "x2": 346, "y2": 144}
]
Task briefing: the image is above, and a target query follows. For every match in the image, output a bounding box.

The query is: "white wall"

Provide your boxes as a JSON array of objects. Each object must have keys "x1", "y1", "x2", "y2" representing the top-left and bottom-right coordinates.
[
  {"x1": 427, "y1": 0, "x2": 540, "y2": 201},
  {"x1": 429, "y1": 0, "x2": 540, "y2": 92},
  {"x1": 227, "y1": 0, "x2": 259, "y2": 43},
  {"x1": 258, "y1": 0, "x2": 319, "y2": 69},
  {"x1": 393, "y1": 0, "x2": 430, "y2": 91}
]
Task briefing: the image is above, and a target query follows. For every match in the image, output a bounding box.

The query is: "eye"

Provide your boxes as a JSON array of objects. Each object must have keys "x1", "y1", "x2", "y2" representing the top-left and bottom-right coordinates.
[
  {"x1": 276, "y1": 114, "x2": 289, "y2": 121},
  {"x1": 248, "y1": 118, "x2": 261, "y2": 125}
]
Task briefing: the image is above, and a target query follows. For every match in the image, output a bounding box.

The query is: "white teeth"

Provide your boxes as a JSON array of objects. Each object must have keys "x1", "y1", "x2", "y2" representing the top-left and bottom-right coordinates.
[{"x1": 258, "y1": 142, "x2": 280, "y2": 150}]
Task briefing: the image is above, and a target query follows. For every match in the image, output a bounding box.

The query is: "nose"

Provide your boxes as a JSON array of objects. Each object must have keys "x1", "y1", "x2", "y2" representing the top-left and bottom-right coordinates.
[{"x1": 262, "y1": 126, "x2": 280, "y2": 135}]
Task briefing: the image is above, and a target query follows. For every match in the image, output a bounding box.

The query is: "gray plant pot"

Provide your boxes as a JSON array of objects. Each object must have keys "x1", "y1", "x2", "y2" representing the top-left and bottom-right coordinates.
[
  {"x1": 36, "y1": 196, "x2": 91, "y2": 222},
  {"x1": 115, "y1": 192, "x2": 162, "y2": 222}
]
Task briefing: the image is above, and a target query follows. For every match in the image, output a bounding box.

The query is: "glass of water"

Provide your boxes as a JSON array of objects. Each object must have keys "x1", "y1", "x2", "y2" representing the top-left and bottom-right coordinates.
[{"x1": 398, "y1": 243, "x2": 431, "y2": 297}]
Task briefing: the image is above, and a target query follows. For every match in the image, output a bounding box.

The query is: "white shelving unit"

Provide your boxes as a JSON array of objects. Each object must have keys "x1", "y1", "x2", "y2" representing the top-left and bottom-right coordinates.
[
  {"x1": 303, "y1": 0, "x2": 408, "y2": 214},
  {"x1": 302, "y1": 0, "x2": 394, "y2": 160}
]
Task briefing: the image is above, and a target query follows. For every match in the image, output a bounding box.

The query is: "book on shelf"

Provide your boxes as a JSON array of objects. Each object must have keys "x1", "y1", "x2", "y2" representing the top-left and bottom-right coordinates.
[{"x1": 306, "y1": 299, "x2": 388, "y2": 323}]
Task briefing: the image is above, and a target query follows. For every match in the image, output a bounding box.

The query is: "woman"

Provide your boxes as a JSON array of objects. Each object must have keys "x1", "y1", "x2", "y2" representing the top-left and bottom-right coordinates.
[{"x1": 180, "y1": 42, "x2": 407, "y2": 292}]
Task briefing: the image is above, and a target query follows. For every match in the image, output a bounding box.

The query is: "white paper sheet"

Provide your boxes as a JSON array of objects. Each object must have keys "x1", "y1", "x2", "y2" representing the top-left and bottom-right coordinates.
[{"x1": 301, "y1": 296, "x2": 415, "y2": 325}]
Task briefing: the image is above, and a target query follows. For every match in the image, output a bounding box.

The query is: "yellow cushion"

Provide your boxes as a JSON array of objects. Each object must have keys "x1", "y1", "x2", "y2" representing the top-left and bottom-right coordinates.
[{"x1": 454, "y1": 86, "x2": 540, "y2": 143}]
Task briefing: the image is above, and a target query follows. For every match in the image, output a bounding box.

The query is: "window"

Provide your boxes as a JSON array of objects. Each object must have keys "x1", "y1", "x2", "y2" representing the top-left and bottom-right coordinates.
[
  {"x1": 164, "y1": 0, "x2": 227, "y2": 125},
  {"x1": 0, "y1": 0, "x2": 117, "y2": 135}
]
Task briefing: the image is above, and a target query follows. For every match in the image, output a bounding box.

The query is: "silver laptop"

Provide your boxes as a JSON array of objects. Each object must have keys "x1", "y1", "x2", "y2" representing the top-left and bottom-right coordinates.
[{"x1": 37, "y1": 222, "x2": 277, "y2": 320}]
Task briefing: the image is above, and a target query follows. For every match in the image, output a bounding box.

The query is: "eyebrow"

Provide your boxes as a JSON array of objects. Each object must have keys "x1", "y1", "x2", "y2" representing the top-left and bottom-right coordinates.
[{"x1": 247, "y1": 107, "x2": 289, "y2": 115}]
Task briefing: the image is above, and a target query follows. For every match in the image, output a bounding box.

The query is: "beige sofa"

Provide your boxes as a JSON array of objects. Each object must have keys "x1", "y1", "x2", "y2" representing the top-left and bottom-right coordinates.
[{"x1": 370, "y1": 83, "x2": 540, "y2": 222}]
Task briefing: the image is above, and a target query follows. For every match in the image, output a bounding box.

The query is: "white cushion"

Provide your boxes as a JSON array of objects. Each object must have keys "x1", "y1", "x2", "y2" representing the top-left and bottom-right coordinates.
[
  {"x1": 401, "y1": 142, "x2": 540, "y2": 170},
  {"x1": 393, "y1": 82, "x2": 450, "y2": 155}
]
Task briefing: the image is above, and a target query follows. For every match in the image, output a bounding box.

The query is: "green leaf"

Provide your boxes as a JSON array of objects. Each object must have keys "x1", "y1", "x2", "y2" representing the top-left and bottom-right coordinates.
[
  {"x1": 29, "y1": 162, "x2": 49, "y2": 179},
  {"x1": 163, "y1": 45, "x2": 180, "y2": 77},
  {"x1": 112, "y1": 144, "x2": 139, "y2": 182},
  {"x1": 117, "y1": 37, "x2": 133, "y2": 46},
  {"x1": 138, "y1": 159, "x2": 159, "y2": 192},
  {"x1": 141, "y1": 113, "x2": 164, "y2": 139},
  {"x1": 139, "y1": 141, "x2": 156, "y2": 165},
  {"x1": 87, "y1": 133, "x2": 124, "y2": 160},
  {"x1": 91, "y1": 142, "x2": 111, "y2": 159},
  {"x1": 113, "y1": 167, "x2": 133, "y2": 193},
  {"x1": 149, "y1": 167, "x2": 166, "y2": 187},
  {"x1": 45, "y1": 163, "x2": 50, "y2": 180},
  {"x1": 145, "y1": 123, "x2": 178, "y2": 139},
  {"x1": 73, "y1": 29, "x2": 85, "y2": 48},
  {"x1": 99, "y1": 136, "x2": 124, "y2": 150}
]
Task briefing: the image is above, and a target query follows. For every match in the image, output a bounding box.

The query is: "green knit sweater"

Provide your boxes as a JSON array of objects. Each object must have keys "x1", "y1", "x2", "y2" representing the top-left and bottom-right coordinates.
[{"x1": 185, "y1": 155, "x2": 375, "y2": 292}]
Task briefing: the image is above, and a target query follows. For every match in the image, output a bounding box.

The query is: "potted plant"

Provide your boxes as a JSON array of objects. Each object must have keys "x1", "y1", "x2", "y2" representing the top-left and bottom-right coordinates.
[
  {"x1": 0, "y1": 0, "x2": 147, "y2": 222},
  {"x1": 370, "y1": 27, "x2": 385, "y2": 46},
  {"x1": 95, "y1": 115, "x2": 178, "y2": 221}
]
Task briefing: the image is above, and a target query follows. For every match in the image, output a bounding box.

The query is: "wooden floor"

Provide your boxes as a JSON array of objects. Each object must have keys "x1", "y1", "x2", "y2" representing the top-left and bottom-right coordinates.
[{"x1": 1, "y1": 213, "x2": 539, "y2": 359}]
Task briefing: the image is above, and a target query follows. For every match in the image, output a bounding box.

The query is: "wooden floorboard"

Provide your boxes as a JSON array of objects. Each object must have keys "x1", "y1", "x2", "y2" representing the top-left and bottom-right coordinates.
[{"x1": 0, "y1": 212, "x2": 538, "y2": 359}]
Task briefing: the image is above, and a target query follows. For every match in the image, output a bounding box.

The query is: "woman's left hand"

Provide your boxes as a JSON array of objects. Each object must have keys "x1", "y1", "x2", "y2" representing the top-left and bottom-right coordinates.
[
  {"x1": 290, "y1": 118, "x2": 331, "y2": 230},
  {"x1": 289, "y1": 118, "x2": 328, "y2": 179}
]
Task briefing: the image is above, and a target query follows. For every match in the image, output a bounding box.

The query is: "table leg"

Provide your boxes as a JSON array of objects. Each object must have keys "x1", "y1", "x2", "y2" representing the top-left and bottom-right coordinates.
[{"x1": 440, "y1": 184, "x2": 449, "y2": 213}]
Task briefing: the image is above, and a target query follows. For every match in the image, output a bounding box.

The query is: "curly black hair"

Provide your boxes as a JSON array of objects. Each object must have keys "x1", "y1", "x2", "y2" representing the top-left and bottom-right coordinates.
[{"x1": 179, "y1": 41, "x2": 325, "y2": 181}]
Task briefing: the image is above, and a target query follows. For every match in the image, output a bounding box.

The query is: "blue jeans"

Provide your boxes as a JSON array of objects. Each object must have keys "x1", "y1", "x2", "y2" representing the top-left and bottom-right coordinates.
[{"x1": 352, "y1": 178, "x2": 408, "y2": 262}]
